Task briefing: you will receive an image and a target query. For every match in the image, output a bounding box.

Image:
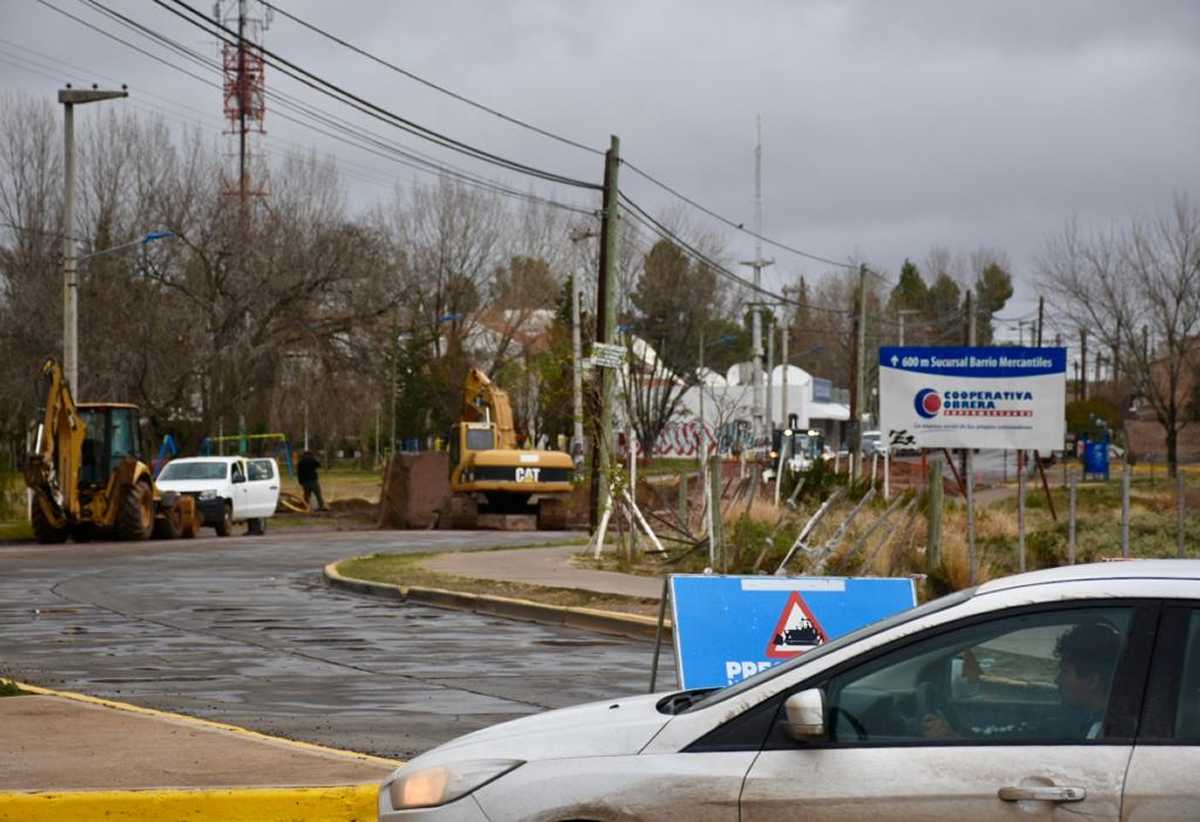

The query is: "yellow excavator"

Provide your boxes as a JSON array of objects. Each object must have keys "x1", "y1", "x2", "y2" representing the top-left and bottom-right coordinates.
[
  {"x1": 23, "y1": 359, "x2": 198, "y2": 544},
  {"x1": 446, "y1": 368, "x2": 573, "y2": 529}
]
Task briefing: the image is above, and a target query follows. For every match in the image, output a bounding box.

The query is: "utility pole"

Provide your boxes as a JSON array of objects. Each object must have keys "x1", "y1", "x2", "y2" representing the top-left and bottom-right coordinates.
[
  {"x1": 59, "y1": 85, "x2": 128, "y2": 394},
  {"x1": 740, "y1": 117, "x2": 773, "y2": 444},
  {"x1": 1113, "y1": 317, "x2": 1121, "y2": 384},
  {"x1": 781, "y1": 311, "x2": 790, "y2": 429},
  {"x1": 1080, "y1": 329, "x2": 1088, "y2": 402},
  {"x1": 570, "y1": 280, "x2": 585, "y2": 467},
  {"x1": 848, "y1": 264, "x2": 867, "y2": 479},
  {"x1": 590, "y1": 136, "x2": 620, "y2": 530},
  {"x1": 966, "y1": 289, "x2": 978, "y2": 583},
  {"x1": 1036, "y1": 296, "x2": 1044, "y2": 347},
  {"x1": 568, "y1": 226, "x2": 597, "y2": 470},
  {"x1": 765, "y1": 313, "x2": 775, "y2": 436}
]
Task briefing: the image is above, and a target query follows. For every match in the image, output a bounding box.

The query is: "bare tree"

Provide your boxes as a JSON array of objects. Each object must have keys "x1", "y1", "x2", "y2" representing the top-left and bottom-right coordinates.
[{"x1": 1040, "y1": 196, "x2": 1200, "y2": 474}]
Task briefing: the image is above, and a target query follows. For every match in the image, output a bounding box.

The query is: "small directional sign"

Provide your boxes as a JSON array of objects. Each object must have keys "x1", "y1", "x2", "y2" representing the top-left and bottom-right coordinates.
[{"x1": 590, "y1": 342, "x2": 627, "y2": 369}]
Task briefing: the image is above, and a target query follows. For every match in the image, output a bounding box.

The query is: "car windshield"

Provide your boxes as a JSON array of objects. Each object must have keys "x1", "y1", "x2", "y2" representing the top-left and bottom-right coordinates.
[
  {"x1": 159, "y1": 462, "x2": 227, "y2": 481},
  {"x1": 684, "y1": 588, "x2": 975, "y2": 712}
]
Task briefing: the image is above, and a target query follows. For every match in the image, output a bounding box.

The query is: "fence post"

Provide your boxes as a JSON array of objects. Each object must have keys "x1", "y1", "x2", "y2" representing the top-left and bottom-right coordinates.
[
  {"x1": 1018, "y1": 450, "x2": 1026, "y2": 573},
  {"x1": 1121, "y1": 462, "x2": 1131, "y2": 559},
  {"x1": 677, "y1": 473, "x2": 688, "y2": 529},
  {"x1": 1179, "y1": 469, "x2": 1187, "y2": 559},
  {"x1": 709, "y1": 458, "x2": 723, "y2": 571},
  {"x1": 1068, "y1": 469, "x2": 1077, "y2": 565},
  {"x1": 927, "y1": 461, "x2": 943, "y2": 574}
]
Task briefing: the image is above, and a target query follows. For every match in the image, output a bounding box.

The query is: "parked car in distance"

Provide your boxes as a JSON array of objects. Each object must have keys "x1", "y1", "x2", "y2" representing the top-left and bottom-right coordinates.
[
  {"x1": 155, "y1": 456, "x2": 279, "y2": 536},
  {"x1": 379, "y1": 561, "x2": 1200, "y2": 821},
  {"x1": 861, "y1": 429, "x2": 888, "y2": 456}
]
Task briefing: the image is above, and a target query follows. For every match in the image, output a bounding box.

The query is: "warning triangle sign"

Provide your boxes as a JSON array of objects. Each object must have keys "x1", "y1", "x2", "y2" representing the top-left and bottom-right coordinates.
[{"x1": 765, "y1": 592, "x2": 828, "y2": 659}]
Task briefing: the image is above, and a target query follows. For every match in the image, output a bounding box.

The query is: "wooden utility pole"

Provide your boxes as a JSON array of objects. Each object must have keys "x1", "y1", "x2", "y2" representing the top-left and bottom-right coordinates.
[
  {"x1": 1036, "y1": 296, "x2": 1044, "y2": 347},
  {"x1": 965, "y1": 288, "x2": 977, "y2": 584},
  {"x1": 1113, "y1": 318, "x2": 1121, "y2": 384},
  {"x1": 590, "y1": 136, "x2": 620, "y2": 530},
  {"x1": 848, "y1": 264, "x2": 867, "y2": 479},
  {"x1": 1080, "y1": 329, "x2": 1088, "y2": 402}
]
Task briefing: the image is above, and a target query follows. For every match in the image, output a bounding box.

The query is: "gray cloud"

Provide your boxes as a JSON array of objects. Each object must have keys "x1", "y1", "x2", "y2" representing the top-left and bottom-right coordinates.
[{"x1": 3, "y1": 0, "x2": 1197, "y2": 329}]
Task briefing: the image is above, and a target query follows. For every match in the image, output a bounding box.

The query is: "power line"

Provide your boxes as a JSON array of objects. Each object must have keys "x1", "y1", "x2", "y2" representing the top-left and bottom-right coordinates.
[
  {"x1": 155, "y1": 0, "x2": 601, "y2": 191},
  {"x1": 618, "y1": 195, "x2": 859, "y2": 320},
  {"x1": 259, "y1": 0, "x2": 603, "y2": 157},
  {"x1": 622, "y1": 157, "x2": 857, "y2": 272},
  {"x1": 40, "y1": 1, "x2": 598, "y2": 216}
]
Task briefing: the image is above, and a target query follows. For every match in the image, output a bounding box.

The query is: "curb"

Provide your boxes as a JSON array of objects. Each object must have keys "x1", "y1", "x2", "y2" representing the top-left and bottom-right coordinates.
[
  {"x1": 0, "y1": 785, "x2": 376, "y2": 822},
  {"x1": 2, "y1": 682, "x2": 397, "y2": 822},
  {"x1": 324, "y1": 560, "x2": 672, "y2": 642}
]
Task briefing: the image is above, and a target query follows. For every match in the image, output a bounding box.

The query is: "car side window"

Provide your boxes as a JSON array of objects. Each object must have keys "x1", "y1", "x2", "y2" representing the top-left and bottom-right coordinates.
[
  {"x1": 1172, "y1": 612, "x2": 1200, "y2": 740},
  {"x1": 231, "y1": 462, "x2": 245, "y2": 483},
  {"x1": 822, "y1": 607, "x2": 1133, "y2": 745},
  {"x1": 248, "y1": 460, "x2": 273, "y2": 482}
]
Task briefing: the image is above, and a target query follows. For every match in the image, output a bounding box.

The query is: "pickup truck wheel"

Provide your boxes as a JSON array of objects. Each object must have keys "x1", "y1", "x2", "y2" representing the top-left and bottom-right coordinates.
[
  {"x1": 246, "y1": 517, "x2": 267, "y2": 536},
  {"x1": 214, "y1": 502, "x2": 233, "y2": 537},
  {"x1": 116, "y1": 482, "x2": 154, "y2": 541}
]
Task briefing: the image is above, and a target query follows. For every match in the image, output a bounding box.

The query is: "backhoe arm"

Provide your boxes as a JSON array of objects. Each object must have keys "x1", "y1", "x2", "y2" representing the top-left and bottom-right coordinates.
[
  {"x1": 462, "y1": 368, "x2": 517, "y2": 449},
  {"x1": 24, "y1": 359, "x2": 86, "y2": 522}
]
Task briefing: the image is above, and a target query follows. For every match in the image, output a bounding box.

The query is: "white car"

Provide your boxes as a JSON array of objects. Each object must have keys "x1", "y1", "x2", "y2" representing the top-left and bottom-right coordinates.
[
  {"x1": 155, "y1": 456, "x2": 279, "y2": 536},
  {"x1": 379, "y1": 560, "x2": 1200, "y2": 820}
]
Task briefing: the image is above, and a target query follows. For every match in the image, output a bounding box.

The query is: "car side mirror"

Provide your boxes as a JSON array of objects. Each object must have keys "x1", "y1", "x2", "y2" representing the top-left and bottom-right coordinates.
[
  {"x1": 783, "y1": 688, "x2": 826, "y2": 741},
  {"x1": 232, "y1": 475, "x2": 245, "y2": 485}
]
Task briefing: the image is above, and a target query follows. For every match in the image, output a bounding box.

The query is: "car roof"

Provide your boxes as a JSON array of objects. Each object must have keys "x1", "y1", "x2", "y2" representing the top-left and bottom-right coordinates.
[
  {"x1": 977, "y1": 559, "x2": 1200, "y2": 596},
  {"x1": 167, "y1": 456, "x2": 242, "y2": 464}
]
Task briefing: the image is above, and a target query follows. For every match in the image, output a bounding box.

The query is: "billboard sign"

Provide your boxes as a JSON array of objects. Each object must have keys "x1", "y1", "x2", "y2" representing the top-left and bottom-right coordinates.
[
  {"x1": 669, "y1": 575, "x2": 917, "y2": 689},
  {"x1": 879, "y1": 346, "x2": 1067, "y2": 451}
]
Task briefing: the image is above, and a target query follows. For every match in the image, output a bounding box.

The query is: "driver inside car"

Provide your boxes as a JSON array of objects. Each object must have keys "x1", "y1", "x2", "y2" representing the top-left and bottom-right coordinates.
[{"x1": 920, "y1": 621, "x2": 1122, "y2": 740}]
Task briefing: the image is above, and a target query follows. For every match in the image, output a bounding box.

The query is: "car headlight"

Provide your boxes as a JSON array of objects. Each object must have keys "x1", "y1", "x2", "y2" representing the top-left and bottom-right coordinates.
[
  {"x1": 385, "y1": 759, "x2": 523, "y2": 810},
  {"x1": 198, "y1": 489, "x2": 218, "y2": 500}
]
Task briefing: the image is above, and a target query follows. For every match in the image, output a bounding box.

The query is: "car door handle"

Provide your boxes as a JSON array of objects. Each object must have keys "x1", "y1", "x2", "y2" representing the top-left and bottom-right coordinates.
[
  {"x1": 268, "y1": 485, "x2": 277, "y2": 490},
  {"x1": 998, "y1": 785, "x2": 1086, "y2": 803}
]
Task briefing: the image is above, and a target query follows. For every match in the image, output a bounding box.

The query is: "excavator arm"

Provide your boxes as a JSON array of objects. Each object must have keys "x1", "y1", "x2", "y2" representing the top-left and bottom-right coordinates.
[
  {"x1": 24, "y1": 359, "x2": 86, "y2": 525},
  {"x1": 462, "y1": 368, "x2": 517, "y2": 450}
]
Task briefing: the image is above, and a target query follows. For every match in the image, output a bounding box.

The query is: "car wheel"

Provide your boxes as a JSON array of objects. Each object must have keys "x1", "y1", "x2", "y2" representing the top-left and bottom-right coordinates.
[{"x1": 214, "y1": 502, "x2": 233, "y2": 537}]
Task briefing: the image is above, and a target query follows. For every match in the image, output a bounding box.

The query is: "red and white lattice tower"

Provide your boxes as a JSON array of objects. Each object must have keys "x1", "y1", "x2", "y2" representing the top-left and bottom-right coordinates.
[{"x1": 215, "y1": 0, "x2": 270, "y2": 206}]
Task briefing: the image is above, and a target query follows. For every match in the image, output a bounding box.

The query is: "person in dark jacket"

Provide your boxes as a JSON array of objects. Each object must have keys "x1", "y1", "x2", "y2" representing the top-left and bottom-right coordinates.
[{"x1": 297, "y1": 450, "x2": 326, "y2": 512}]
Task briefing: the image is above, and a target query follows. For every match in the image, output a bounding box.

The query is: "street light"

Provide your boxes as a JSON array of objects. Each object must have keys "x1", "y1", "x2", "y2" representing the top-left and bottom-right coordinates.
[{"x1": 60, "y1": 84, "x2": 129, "y2": 393}]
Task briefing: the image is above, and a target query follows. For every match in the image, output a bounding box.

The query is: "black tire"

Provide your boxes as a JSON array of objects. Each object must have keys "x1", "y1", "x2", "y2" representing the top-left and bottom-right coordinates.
[
  {"x1": 152, "y1": 504, "x2": 183, "y2": 540},
  {"x1": 246, "y1": 517, "x2": 267, "y2": 536},
  {"x1": 31, "y1": 502, "x2": 69, "y2": 545},
  {"x1": 115, "y1": 482, "x2": 154, "y2": 541},
  {"x1": 214, "y1": 502, "x2": 233, "y2": 537}
]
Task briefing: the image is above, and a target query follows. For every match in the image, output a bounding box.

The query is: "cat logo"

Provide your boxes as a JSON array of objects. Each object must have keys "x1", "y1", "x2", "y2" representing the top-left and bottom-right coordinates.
[{"x1": 515, "y1": 467, "x2": 541, "y2": 483}]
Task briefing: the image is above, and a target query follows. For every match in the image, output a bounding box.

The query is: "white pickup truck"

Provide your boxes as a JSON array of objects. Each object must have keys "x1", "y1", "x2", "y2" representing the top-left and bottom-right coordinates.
[{"x1": 155, "y1": 456, "x2": 280, "y2": 536}]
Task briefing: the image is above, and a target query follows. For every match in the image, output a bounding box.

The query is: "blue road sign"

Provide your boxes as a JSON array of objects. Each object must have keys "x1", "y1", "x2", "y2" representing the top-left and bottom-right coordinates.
[{"x1": 669, "y1": 575, "x2": 917, "y2": 689}]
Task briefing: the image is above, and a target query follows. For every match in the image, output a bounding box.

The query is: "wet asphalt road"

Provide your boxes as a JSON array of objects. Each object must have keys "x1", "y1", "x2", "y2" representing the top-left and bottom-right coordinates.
[{"x1": 0, "y1": 528, "x2": 675, "y2": 759}]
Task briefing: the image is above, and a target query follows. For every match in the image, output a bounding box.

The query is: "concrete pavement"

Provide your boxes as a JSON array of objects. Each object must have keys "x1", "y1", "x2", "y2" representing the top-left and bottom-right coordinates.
[{"x1": 0, "y1": 682, "x2": 396, "y2": 821}]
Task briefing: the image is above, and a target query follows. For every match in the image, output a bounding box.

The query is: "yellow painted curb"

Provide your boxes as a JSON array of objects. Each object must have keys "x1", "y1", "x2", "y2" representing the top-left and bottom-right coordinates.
[
  {"x1": 0, "y1": 784, "x2": 376, "y2": 822},
  {"x1": 11, "y1": 681, "x2": 401, "y2": 770}
]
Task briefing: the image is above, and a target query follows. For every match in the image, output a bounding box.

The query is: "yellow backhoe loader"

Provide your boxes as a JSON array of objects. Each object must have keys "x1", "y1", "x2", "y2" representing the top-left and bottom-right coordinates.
[
  {"x1": 446, "y1": 368, "x2": 573, "y2": 529},
  {"x1": 23, "y1": 359, "x2": 198, "y2": 544}
]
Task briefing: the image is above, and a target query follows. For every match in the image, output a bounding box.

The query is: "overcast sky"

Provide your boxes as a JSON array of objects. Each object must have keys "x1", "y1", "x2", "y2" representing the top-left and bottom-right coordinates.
[{"x1": 3, "y1": 0, "x2": 1198, "y2": 343}]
